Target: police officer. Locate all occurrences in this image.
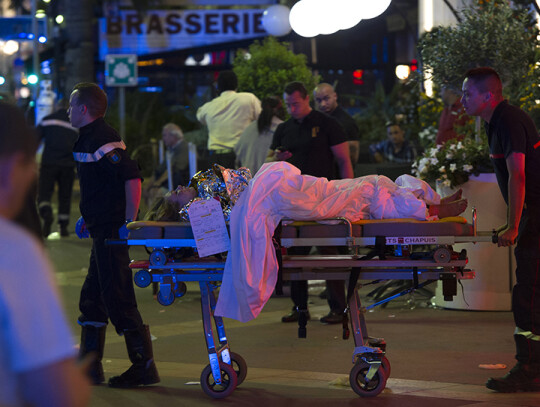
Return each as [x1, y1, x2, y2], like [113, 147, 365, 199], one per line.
[37, 99, 78, 237]
[69, 82, 159, 388]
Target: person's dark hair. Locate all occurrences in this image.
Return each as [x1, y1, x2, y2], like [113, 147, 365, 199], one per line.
[72, 82, 108, 118]
[464, 67, 502, 93]
[257, 96, 284, 133]
[0, 101, 37, 160]
[217, 71, 238, 93]
[385, 121, 402, 129]
[284, 82, 308, 98]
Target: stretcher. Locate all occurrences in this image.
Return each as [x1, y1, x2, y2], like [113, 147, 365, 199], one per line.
[115, 209, 495, 398]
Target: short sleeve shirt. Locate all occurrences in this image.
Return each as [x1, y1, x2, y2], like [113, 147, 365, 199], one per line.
[486, 100, 540, 207]
[331, 106, 360, 142]
[368, 139, 417, 164]
[73, 118, 141, 228]
[270, 110, 347, 179]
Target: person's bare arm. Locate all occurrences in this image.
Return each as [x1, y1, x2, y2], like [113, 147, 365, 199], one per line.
[265, 148, 292, 162]
[497, 152, 526, 247]
[331, 142, 354, 178]
[125, 178, 142, 221]
[348, 140, 360, 165]
[20, 357, 91, 407]
[265, 148, 276, 163]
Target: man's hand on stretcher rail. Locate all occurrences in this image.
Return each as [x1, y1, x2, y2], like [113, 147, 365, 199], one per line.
[495, 223, 518, 247]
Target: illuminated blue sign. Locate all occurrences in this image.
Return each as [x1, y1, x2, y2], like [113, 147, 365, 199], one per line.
[98, 9, 267, 60]
[0, 17, 47, 41]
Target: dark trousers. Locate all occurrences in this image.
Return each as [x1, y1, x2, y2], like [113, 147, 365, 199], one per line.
[37, 164, 75, 224]
[289, 246, 346, 312]
[208, 150, 236, 169]
[512, 210, 540, 336]
[79, 224, 143, 334]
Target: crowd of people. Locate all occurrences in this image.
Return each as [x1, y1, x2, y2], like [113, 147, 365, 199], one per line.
[1, 65, 538, 406]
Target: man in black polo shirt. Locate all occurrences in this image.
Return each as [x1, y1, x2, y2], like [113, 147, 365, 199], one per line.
[462, 67, 540, 392]
[268, 81, 353, 325]
[70, 82, 159, 388]
[313, 82, 361, 165]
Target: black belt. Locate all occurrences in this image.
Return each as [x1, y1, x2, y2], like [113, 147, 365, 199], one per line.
[209, 148, 233, 155]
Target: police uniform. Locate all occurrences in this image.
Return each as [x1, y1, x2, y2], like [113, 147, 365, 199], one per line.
[73, 117, 143, 332]
[37, 109, 78, 236]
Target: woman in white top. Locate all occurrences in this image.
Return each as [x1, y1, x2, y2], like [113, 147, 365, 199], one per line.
[234, 96, 285, 175]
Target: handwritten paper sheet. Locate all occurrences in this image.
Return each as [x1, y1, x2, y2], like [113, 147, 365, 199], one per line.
[188, 199, 230, 257]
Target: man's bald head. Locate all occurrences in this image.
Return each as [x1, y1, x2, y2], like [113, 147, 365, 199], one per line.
[314, 83, 338, 114]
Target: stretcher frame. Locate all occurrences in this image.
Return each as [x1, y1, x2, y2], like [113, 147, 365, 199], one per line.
[114, 209, 494, 398]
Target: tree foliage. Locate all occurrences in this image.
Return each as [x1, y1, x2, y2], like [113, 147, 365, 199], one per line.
[233, 37, 320, 100]
[419, 0, 540, 116]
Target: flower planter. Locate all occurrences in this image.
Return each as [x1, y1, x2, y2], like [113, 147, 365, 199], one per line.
[433, 173, 514, 311]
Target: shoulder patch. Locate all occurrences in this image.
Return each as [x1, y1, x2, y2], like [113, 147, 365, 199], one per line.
[106, 150, 122, 164]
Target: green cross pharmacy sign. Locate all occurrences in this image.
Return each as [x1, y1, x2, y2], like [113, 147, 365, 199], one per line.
[105, 54, 138, 87]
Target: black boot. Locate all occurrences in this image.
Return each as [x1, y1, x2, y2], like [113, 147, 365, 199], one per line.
[486, 362, 540, 392]
[79, 325, 106, 385]
[108, 325, 160, 388]
[59, 220, 69, 237]
[40, 205, 53, 238]
[486, 334, 540, 392]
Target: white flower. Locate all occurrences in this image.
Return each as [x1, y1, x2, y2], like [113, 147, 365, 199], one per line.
[439, 166, 446, 173]
[441, 179, 451, 187]
[456, 141, 464, 149]
[429, 147, 440, 157]
[416, 158, 429, 174]
[463, 164, 473, 172]
[449, 163, 457, 172]
[446, 152, 454, 160]
[429, 158, 438, 165]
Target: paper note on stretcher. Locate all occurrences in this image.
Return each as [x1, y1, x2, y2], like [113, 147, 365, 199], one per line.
[188, 199, 230, 257]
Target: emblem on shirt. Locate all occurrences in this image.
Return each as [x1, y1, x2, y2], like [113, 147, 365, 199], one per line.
[106, 150, 122, 164]
[312, 126, 319, 138]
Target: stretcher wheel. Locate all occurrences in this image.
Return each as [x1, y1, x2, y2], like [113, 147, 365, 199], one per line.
[200, 361, 237, 399]
[433, 247, 451, 263]
[174, 282, 187, 298]
[157, 289, 175, 306]
[349, 360, 387, 397]
[134, 270, 152, 288]
[149, 250, 167, 266]
[381, 356, 391, 378]
[229, 352, 247, 385]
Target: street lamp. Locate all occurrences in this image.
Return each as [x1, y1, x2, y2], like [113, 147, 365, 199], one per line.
[1, 40, 19, 55]
[289, 0, 392, 38]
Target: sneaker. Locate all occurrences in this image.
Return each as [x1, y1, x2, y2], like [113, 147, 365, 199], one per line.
[320, 311, 345, 324]
[281, 308, 310, 323]
[486, 362, 540, 393]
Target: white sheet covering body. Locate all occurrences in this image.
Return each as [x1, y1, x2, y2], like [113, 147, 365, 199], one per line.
[214, 161, 441, 322]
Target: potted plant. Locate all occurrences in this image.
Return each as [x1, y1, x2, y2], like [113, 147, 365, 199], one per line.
[411, 134, 492, 189]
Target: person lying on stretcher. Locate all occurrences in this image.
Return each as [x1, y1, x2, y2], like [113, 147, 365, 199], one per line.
[145, 164, 252, 221]
[212, 161, 468, 322]
[146, 163, 467, 222]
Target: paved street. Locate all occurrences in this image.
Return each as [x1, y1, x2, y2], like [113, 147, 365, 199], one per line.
[42, 226, 540, 407]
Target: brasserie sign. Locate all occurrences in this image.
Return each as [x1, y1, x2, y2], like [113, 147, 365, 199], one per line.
[99, 9, 267, 59]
